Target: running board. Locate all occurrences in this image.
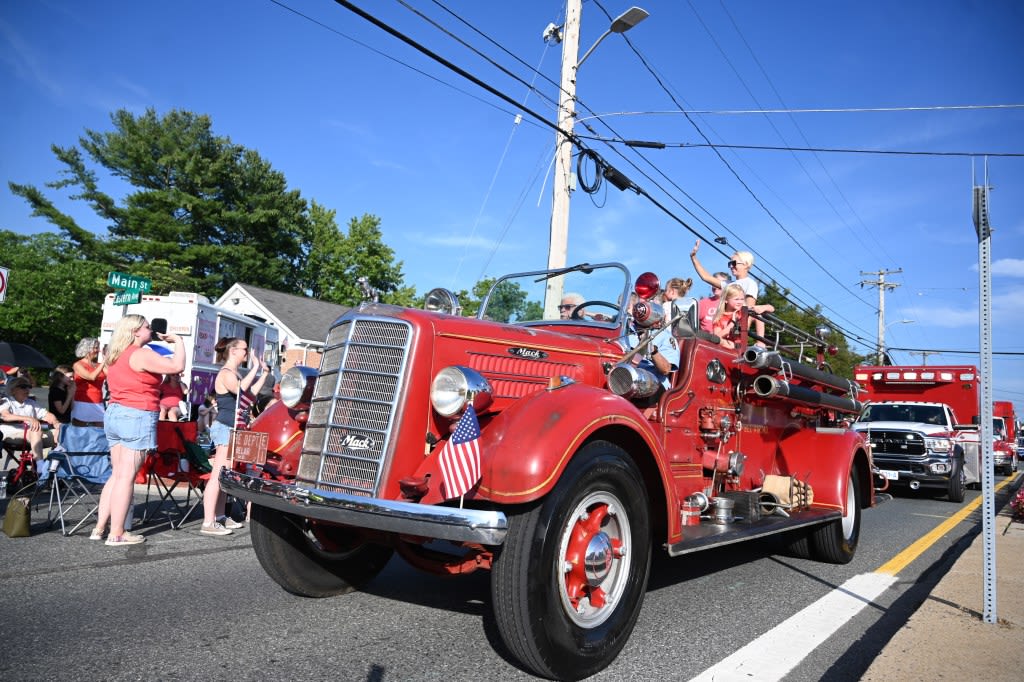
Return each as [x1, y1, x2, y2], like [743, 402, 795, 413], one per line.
[666, 508, 840, 557]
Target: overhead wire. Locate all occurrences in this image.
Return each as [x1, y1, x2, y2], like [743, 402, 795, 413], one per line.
[307, 0, 894, 351]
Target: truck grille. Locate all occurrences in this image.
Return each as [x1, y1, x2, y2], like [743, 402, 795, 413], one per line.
[866, 430, 926, 456]
[300, 317, 411, 496]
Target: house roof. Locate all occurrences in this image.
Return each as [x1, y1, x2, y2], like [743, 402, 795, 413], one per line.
[228, 284, 351, 346]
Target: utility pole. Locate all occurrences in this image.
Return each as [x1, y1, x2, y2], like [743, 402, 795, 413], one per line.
[543, 0, 581, 320]
[909, 350, 940, 366]
[860, 268, 902, 365]
[973, 165, 996, 624]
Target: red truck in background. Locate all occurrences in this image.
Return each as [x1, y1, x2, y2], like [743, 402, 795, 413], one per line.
[852, 365, 982, 502]
[992, 400, 1019, 475]
[222, 263, 874, 680]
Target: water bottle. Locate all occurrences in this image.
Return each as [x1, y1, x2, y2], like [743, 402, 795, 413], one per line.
[0, 478, 7, 499]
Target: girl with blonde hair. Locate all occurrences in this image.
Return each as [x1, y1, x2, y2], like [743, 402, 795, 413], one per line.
[93, 315, 185, 546]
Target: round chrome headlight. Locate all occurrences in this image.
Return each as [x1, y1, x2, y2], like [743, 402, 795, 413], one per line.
[280, 366, 319, 408]
[430, 366, 493, 417]
[424, 288, 461, 316]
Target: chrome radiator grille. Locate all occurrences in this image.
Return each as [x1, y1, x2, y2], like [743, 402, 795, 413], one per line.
[301, 318, 411, 495]
[866, 430, 926, 456]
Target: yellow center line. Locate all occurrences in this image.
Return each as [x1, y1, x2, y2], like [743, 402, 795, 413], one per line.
[876, 474, 1017, 576]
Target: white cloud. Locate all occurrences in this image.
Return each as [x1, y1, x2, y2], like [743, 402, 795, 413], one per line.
[992, 258, 1024, 277]
[407, 231, 516, 251]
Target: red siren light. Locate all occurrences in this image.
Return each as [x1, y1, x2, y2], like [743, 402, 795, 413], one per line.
[635, 272, 660, 300]
[828, 345, 839, 356]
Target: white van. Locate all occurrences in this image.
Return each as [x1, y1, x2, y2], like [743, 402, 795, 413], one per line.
[99, 291, 281, 418]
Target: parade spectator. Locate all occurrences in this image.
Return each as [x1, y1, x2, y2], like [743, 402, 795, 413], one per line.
[158, 372, 187, 421]
[697, 272, 729, 332]
[93, 315, 185, 546]
[48, 365, 76, 425]
[197, 394, 217, 439]
[202, 337, 269, 536]
[71, 337, 106, 427]
[0, 377, 61, 461]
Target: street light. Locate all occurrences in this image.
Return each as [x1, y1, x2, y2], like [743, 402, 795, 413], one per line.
[542, 3, 649, 319]
[879, 319, 914, 365]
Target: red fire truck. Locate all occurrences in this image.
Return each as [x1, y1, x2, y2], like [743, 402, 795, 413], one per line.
[852, 365, 982, 501]
[222, 263, 874, 680]
[993, 400, 1019, 475]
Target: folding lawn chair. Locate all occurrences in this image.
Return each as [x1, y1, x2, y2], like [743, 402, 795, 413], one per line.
[36, 425, 111, 536]
[141, 421, 211, 529]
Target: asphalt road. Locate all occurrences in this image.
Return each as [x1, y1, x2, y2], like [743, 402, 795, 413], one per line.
[0, 481, 1002, 681]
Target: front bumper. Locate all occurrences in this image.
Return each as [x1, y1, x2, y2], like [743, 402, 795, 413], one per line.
[220, 469, 508, 545]
[872, 453, 955, 488]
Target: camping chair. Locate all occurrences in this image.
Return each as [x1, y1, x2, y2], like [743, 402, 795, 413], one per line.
[35, 425, 111, 536]
[141, 421, 211, 529]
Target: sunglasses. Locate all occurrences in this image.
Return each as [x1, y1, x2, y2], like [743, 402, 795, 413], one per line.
[558, 304, 575, 310]
[728, 260, 748, 268]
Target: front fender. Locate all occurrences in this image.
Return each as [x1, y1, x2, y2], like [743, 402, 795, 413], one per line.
[473, 383, 664, 504]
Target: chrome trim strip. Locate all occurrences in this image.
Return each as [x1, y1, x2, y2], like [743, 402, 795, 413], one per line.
[221, 470, 508, 545]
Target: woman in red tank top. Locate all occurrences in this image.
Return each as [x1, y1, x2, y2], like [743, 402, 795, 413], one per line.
[92, 315, 185, 546]
[72, 337, 106, 426]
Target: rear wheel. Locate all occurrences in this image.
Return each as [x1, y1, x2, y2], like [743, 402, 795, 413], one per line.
[249, 504, 393, 597]
[491, 440, 651, 681]
[809, 468, 861, 564]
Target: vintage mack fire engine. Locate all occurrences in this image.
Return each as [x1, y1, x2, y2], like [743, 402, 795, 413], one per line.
[222, 263, 873, 680]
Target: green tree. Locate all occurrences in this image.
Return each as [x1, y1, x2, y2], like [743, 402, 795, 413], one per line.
[306, 212, 408, 306]
[0, 230, 109, 369]
[9, 108, 310, 299]
[470, 278, 539, 322]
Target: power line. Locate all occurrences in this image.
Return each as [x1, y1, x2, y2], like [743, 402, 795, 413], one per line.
[585, 104, 1024, 116]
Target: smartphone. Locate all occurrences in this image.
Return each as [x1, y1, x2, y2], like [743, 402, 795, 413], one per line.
[151, 318, 168, 335]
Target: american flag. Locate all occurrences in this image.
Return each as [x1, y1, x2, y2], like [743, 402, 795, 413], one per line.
[235, 389, 255, 430]
[437, 405, 482, 500]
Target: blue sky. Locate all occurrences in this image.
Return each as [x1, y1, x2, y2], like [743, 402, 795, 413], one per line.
[2, 0, 1023, 414]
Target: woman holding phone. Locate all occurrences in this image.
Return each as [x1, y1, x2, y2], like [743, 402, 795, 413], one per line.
[201, 337, 269, 536]
[92, 315, 186, 545]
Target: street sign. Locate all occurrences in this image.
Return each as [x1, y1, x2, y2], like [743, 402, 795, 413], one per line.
[112, 290, 141, 306]
[107, 271, 152, 293]
[0, 266, 8, 303]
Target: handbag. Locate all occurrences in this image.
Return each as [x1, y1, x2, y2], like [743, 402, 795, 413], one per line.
[2, 495, 31, 538]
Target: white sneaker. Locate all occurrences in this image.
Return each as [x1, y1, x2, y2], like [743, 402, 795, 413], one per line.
[219, 516, 244, 530]
[200, 521, 233, 536]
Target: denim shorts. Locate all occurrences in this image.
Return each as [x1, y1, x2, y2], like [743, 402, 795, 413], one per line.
[104, 403, 158, 451]
[210, 421, 232, 447]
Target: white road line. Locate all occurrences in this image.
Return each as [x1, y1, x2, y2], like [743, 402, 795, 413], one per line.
[689, 572, 897, 682]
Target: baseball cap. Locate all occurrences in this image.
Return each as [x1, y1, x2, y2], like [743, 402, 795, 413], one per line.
[10, 377, 32, 390]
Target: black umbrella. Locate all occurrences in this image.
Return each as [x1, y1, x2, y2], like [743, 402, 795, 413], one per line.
[0, 342, 54, 369]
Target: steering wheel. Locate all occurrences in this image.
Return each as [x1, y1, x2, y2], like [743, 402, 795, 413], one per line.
[570, 300, 620, 322]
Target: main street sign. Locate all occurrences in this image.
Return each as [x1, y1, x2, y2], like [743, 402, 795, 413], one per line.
[112, 290, 141, 306]
[107, 271, 152, 293]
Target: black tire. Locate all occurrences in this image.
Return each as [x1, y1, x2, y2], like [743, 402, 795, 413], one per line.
[249, 504, 393, 598]
[946, 457, 966, 503]
[809, 468, 861, 564]
[786, 531, 813, 559]
[491, 440, 651, 681]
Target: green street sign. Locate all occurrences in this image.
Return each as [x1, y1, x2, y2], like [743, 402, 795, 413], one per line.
[112, 290, 141, 306]
[107, 271, 152, 293]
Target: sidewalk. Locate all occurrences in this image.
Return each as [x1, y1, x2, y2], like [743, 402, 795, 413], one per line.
[862, 475, 1024, 680]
